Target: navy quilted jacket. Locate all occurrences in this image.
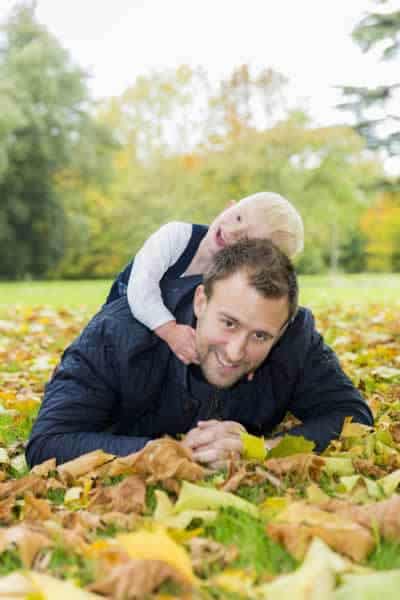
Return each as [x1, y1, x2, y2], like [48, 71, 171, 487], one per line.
[26, 277, 373, 466]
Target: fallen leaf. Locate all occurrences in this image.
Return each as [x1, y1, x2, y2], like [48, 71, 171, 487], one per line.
[88, 475, 146, 514]
[265, 454, 325, 481]
[116, 527, 196, 584]
[57, 450, 115, 483]
[88, 559, 188, 599]
[267, 502, 374, 561]
[118, 438, 205, 485]
[0, 523, 52, 567]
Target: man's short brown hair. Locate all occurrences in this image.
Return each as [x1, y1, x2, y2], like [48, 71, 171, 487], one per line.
[203, 238, 298, 322]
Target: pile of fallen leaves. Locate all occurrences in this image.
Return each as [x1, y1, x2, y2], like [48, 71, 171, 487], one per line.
[1, 304, 400, 599]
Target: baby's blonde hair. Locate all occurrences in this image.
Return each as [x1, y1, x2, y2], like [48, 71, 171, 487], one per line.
[237, 191, 304, 258]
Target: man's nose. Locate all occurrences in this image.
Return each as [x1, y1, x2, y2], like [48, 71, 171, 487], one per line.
[225, 334, 247, 363]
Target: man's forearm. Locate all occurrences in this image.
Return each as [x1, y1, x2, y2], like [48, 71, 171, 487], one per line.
[26, 431, 151, 467]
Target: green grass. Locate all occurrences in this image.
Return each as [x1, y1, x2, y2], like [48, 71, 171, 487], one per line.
[0, 279, 112, 311]
[1, 274, 400, 313]
[205, 506, 296, 576]
[366, 540, 400, 571]
[0, 550, 23, 576]
[0, 411, 39, 446]
[47, 547, 96, 586]
[300, 273, 400, 309]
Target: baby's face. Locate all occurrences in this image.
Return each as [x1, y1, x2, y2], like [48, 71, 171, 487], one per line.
[206, 200, 273, 254]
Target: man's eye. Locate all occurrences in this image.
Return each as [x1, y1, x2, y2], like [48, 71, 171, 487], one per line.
[253, 332, 268, 342]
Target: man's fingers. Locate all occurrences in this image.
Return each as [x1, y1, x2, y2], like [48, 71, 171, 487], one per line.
[184, 421, 246, 451]
[188, 427, 218, 448]
[198, 420, 245, 433]
[197, 420, 220, 428]
[192, 437, 243, 463]
[192, 447, 219, 464]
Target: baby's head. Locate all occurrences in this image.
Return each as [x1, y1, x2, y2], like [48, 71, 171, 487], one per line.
[207, 191, 304, 259]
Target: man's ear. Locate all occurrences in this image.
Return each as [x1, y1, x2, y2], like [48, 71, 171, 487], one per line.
[193, 284, 207, 319]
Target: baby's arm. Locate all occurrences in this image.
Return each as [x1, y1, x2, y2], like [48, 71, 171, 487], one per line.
[127, 222, 199, 364]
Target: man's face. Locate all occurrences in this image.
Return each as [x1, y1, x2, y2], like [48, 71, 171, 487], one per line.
[193, 270, 289, 389]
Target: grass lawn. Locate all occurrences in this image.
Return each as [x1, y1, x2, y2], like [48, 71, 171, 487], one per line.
[1, 276, 400, 593]
[1, 273, 400, 312]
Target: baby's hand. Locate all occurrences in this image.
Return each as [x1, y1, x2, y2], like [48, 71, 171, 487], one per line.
[155, 321, 199, 365]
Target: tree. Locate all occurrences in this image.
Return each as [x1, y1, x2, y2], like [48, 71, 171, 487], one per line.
[338, 3, 400, 160]
[361, 191, 400, 271]
[0, 2, 114, 279]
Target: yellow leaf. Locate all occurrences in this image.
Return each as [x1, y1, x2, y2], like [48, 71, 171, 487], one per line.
[153, 490, 216, 529]
[28, 572, 98, 599]
[212, 568, 257, 595]
[259, 496, 288, 520]
[241, 432, 267, 461]
[341, 419, 371, 438]
[84, 538, 112, 559]
[117, 527, 196, 584]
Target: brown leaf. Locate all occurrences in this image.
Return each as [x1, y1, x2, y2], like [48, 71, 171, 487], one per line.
[23, 492, 53, 521]
[353, 458, 386, 479]
[0, 496, 17, 525]
[46, 477, 66, 491]
[266, 501, 374, 561]
[320, 494, 400, 541]
[88, 475, 146, 515]
[59, 510, 102, 534]
[390, 423, 400, 444]
[57, 450, 115, 483]
[0, 523, 52, 567]
[99, 512, 138, 532]
[31, 458, 57, 478]
[187, 537, 238, 576]
[88, 559, 188, 599]
[220, 465, 248, 492]
[220, 461, 281, 493]
[265, 454, 325, 481]
[117, 438, 205, 485]
[0, 474, 47, 501]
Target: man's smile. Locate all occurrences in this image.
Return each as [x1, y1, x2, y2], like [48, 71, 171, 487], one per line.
[214, 350, 242, 371]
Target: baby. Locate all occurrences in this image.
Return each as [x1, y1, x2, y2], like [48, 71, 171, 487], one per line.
[106, 191, 304, 365]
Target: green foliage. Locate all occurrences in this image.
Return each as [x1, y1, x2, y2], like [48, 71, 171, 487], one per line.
[0, 411, 38, 446]
[0, 3, 115, 279]
[235, 482, 277, 504]
[367, 540, 400, 571]
[46, 487, 66, 505]
[48, 547, 95, 586]
[0, 5, 385, 278]
[205, 506, 296, 575]
[338, 3, 400, 163]
[339, 230, 368, 273]
[268, 435, 315, 458]
[0, 549, 23, 576]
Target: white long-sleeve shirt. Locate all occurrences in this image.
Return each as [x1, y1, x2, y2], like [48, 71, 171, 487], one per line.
[127, 221, 194, 330]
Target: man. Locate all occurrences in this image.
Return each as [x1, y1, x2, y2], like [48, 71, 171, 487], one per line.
[26, 239, 373, 467]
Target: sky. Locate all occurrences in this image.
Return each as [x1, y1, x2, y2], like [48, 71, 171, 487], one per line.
[0, 0, 397, 168]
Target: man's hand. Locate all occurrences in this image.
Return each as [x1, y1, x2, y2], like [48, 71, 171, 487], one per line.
[155, 321, 199, 365]
[182, 419, 246, 465]
[182, 420, 282, 467]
